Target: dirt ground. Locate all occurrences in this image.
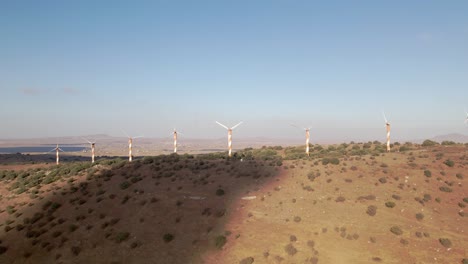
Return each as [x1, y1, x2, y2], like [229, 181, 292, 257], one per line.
[0, 145, 466, 263]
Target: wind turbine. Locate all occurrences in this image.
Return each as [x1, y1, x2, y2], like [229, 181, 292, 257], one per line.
[216, 121, 243, 157]
[465, 109, 468, 124]
[48, 144, 64, 165]
[122, 130, 143, 162]
[383, 112, 391, 152]
[172, 128, 183, 154]
[82, 137, 96, 163]
[291, 124, 311, 156]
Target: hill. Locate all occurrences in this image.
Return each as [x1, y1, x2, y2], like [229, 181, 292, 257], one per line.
[0, 143, 467, 263]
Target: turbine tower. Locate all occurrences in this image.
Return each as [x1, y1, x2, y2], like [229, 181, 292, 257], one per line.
[122, 130, 143, 162]
[83, 137, 96, 163]
[172, 129, 183, 153]
[216, 121, 243, 157]
[291, 124, 311, 156]
[48, 144, 64, 165]
[383, 112, 391, 152]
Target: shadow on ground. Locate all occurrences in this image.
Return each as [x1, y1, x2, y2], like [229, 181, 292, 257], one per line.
[0, 154, 282, 263]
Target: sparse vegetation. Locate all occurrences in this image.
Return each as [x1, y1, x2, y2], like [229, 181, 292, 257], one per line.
[439, 186, 453, 193]
[424, 170, 432, 177]
[367, 205, 377, 216]
[0, 143, 466, 262]
[439, 238, 452, 248]
[443, 159, 455, 167]
[215, 235, 227, 249]
[285, 243, 297, 256]
[416, 213, 424, 221]
[163, 233, 174, 243]
[390, 226, 403, 235]
[422, 140, 437, 147]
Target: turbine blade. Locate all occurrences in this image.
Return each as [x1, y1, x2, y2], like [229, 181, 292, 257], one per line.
[290, 123, 301, 129]
[382, 111, 388, 123]
[216, 121, 229, 130]
[82, 137, 92, 144]
[58, 148, 65, 152]
[133, 136, 143, 139]
[121, 129, 130, 138]
[231, 121, 243, 130]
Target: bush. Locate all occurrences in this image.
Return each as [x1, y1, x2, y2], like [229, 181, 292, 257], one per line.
[416, 213, 424, 221]
[284, 243, 297, 256]
[214, 235, 226, 249]
[240, 257, 255, 264]
[120, 181, 131, 190]
[215, 189, 225, 196]
[443, 159, 454, 167]
[441, 141, 455, 145]
[115, 232, 130, 243]
[385, 201, 396, 208]
[424, 170, 432, 177]
[422, 140, 437, 147]
[163, 233, 174, 243]
[438, 238, 452, 248]
[366, 205, 377, 216]
[322, 157, 340, 165]
[439, 186, 453, 193]
[390, 226, 403, 235]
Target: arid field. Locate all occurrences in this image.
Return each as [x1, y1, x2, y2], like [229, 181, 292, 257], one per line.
[0, 142, 467, 264]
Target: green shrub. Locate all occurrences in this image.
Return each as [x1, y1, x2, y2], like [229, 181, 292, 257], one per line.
[390, 226, 403, 235]
[438, 238, 452, 248]
[120, 181, 131, 190]
[385, 201, 396, 208]
[416, 213, 424, 221]
[163, 233, 174, 243]
[439, 186, 452, 193]
[443, 159, 454, 167]
[424, 170, 432, 177]
[115, 232, 130, 243]
[422, 140, 437, 147]
[441, 141, 455, 145]
[214, 235, 226, 249]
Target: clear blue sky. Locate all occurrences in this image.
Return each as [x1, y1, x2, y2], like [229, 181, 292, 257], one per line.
[1, 1, 467, 142]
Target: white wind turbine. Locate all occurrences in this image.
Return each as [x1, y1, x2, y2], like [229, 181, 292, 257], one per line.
[122, 130, 143, 162]
[465, 109, 468, 124]
[291, 124, 312, 156]
[172, 128, 184, 153]
[383, 112, 391, 152]
[82, 137, 96, 163]
[48, 144, 64, 165]
[216, 121, 243, 157]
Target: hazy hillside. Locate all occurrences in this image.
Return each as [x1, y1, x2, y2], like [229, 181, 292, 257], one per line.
[0, 143, 467, 264]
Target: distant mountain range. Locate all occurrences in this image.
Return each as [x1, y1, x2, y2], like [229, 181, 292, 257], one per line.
[408, 133, 468, 144]
[426, 133, 468, 143]
[1, 133, 467, 148]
